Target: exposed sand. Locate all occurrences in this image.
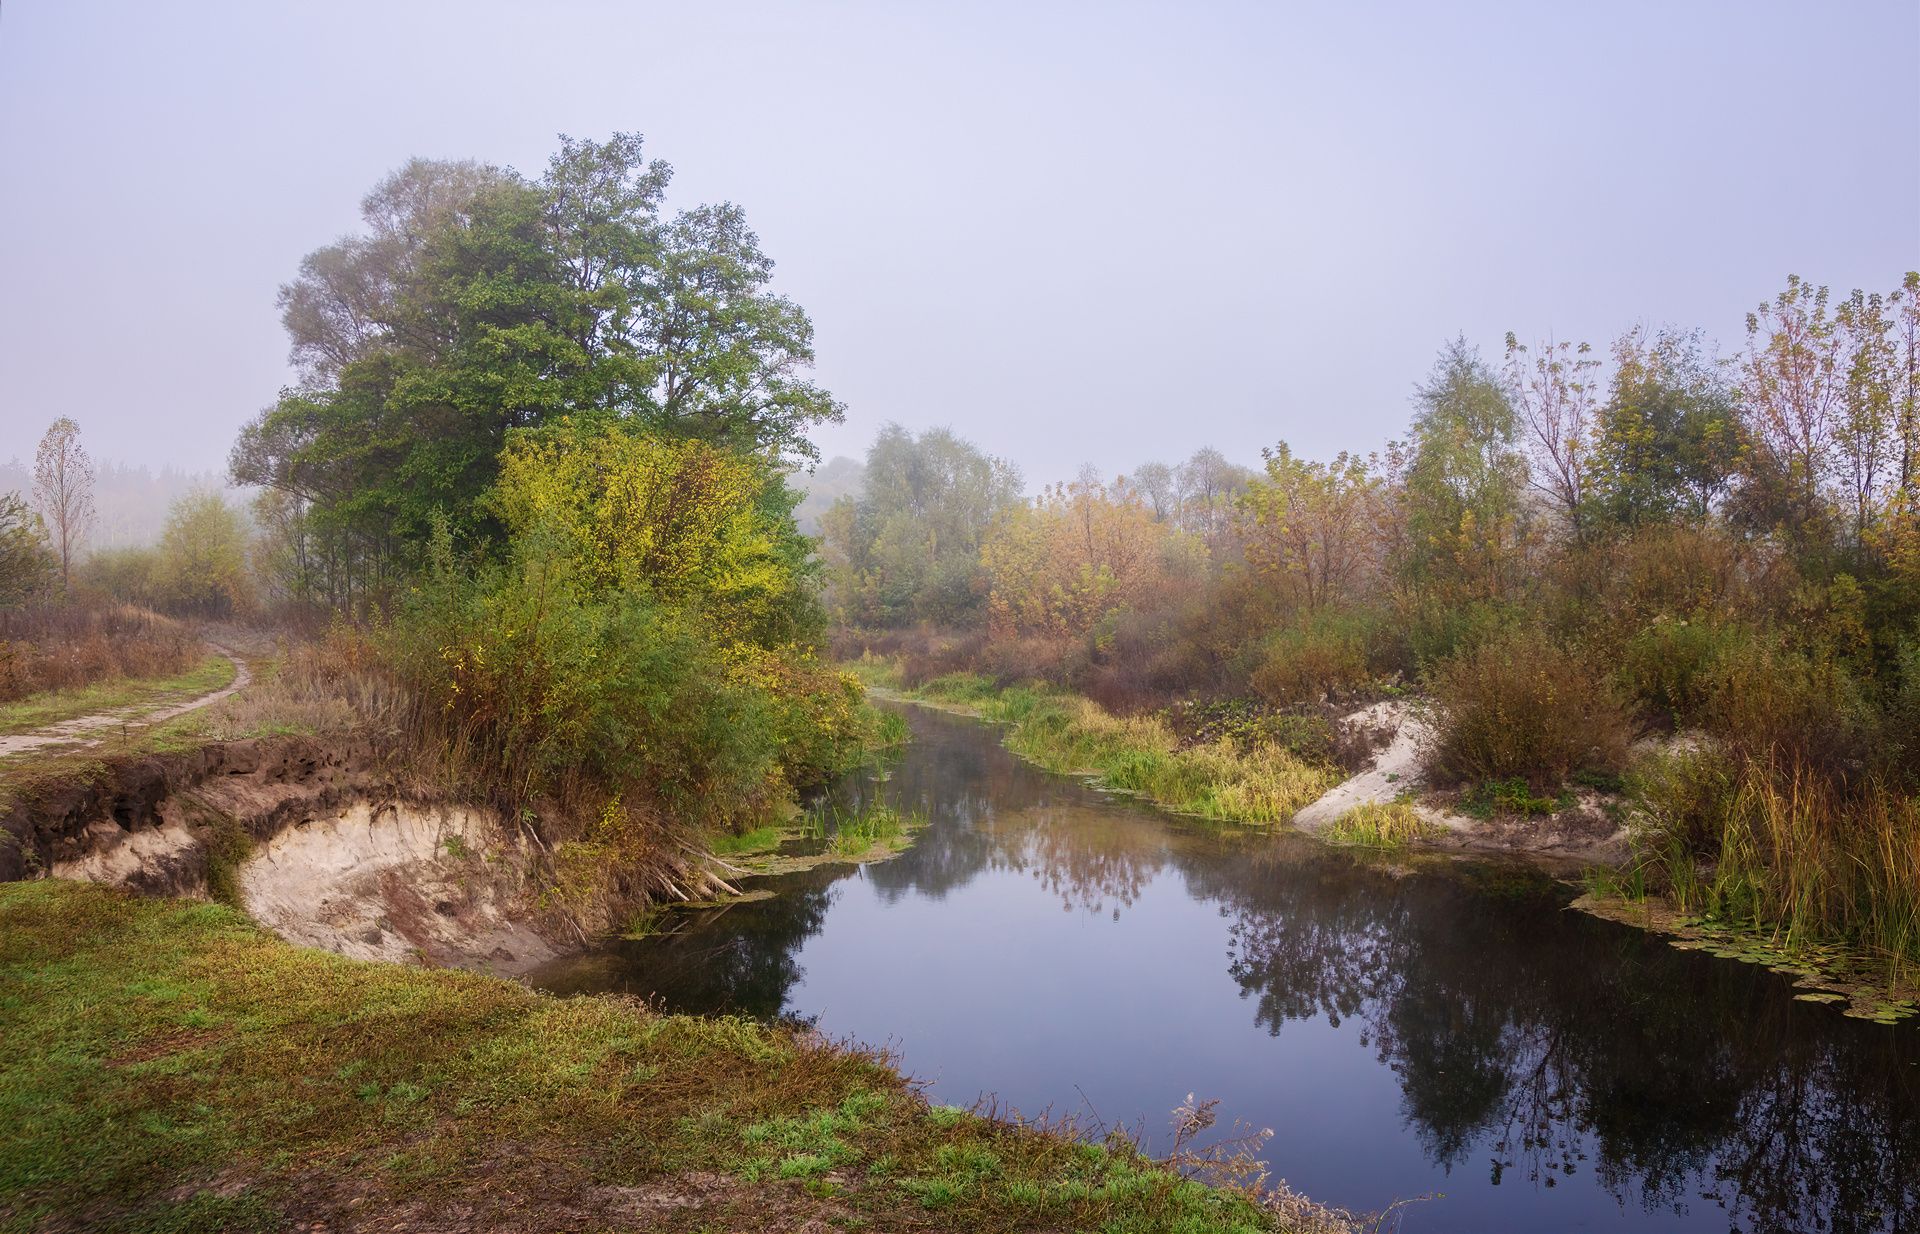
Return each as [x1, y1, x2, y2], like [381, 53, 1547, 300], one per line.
[236, 802, 560, 975]
[1293, 699, 1632, 866]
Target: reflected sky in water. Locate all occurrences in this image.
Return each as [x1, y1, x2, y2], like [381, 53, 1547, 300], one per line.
[530, 703, 1920, 1233]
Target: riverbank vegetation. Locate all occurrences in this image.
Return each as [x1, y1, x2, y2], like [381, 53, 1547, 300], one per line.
[0, 879, 1328, 1234]
[827, 272, 1920, 976]
[891, 669, 1340, 823]
[1, 134, 904, 926]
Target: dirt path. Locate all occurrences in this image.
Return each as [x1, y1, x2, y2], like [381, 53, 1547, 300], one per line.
[0, 646, 251, 760]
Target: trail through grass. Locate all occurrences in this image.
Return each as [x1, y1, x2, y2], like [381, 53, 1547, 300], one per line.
[0, 653, 235, 737]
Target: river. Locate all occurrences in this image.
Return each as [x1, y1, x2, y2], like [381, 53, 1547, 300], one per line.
[528, 701, 1920, 1232]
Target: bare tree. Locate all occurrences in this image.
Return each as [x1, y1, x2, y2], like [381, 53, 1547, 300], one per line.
[1740, 275, 1844, 528]
[32, 417, 95, 592]
[1131, 461, 1178, 522]
[1504, 333, 1600, 535]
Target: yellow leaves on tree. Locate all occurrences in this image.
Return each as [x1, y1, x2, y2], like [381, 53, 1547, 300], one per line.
[1238, 444, 1384, 613]
[493, 422, 795, 645]
[981, 477, 1188, 639]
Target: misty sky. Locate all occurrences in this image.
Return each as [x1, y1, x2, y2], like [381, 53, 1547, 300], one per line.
[2, 1, 1916, 488]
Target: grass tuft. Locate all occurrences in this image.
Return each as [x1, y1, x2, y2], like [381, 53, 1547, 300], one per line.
[1324, 800, 1437, 849]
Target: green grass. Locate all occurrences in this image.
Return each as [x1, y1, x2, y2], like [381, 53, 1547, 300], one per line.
[907, 674, 1339, 824]
[1324, 800, 1438, 849]
[843, 654, 906, 690]
[0, 880, 1295, 1232]
[804, 802, 925, 859]
[1457, 777, 1571, 819]
[0, 653, 236, 737]
[865, 708, 912, 751]
[709, 824, 785, 856]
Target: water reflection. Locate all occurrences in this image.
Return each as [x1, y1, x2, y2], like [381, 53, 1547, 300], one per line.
[529, 704, 1920, 1233]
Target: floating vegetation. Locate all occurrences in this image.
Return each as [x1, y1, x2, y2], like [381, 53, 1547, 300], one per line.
[702, 802, 929, 884]
[1572, 892, 1918, 1025]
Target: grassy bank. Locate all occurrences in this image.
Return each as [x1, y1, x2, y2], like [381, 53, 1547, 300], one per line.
[880, 667, 1339, 825]
[0, 881, 1313, 1234]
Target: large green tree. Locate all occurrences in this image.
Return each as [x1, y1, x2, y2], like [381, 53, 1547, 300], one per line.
[1588, 327, 1741, 529]
[232, 134, 842, 596]
[1400, 338, 1529, 599]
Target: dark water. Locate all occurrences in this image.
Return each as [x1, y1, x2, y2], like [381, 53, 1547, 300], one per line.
[530, 703, 1920, 1232]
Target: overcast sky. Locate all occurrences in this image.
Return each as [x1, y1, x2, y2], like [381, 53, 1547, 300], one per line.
[1, 1, 1915, 487]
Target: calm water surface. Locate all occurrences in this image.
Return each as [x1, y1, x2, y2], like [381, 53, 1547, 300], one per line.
[530, 703, 1920, 1233]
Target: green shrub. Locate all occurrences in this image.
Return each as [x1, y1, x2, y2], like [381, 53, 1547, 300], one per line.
[1249, 610, 1378, 705]
[1619, 617, 1757, 726]
[1423, 626, 1633, 790]
[1398, 597, 1525, 670]
[1458, 778, 1570, 818]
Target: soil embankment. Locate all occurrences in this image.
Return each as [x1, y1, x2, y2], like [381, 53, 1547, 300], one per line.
[1, 736, 564, 973]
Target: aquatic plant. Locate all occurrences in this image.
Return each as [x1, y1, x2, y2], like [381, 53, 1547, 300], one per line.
[1324, 800, 1437, 849]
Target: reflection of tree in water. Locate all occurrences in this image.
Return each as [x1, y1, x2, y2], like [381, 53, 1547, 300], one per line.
[596, 703, 1918, 1232]
[1201, 856, 1920, 1232]
[1014, 804, 1165, 918]
[571, 869, 843, 1017]
[862, 706, 1173, 915]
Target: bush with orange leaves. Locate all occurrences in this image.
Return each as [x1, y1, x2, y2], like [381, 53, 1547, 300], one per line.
[981, 476, 1200, 643]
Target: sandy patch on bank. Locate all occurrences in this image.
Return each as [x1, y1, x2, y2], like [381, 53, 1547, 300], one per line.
[237, 802, 560, 975]
[1292, 700, 1631, 866]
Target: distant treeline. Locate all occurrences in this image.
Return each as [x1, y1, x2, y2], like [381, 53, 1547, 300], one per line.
[0, 458, 239, 551]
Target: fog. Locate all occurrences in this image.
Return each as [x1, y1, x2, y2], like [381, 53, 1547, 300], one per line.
[2, 0, 1914, 484]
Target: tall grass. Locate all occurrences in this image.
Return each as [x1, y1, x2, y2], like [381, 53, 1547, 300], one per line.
[1630, 747, 1920, 977]
[0, 603, 200, 703]
[915, 675, 1338, 824]
[1324, 800, 1436, 849]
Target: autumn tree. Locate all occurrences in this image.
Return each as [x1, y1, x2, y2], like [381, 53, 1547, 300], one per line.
[1737, 275, 1844, 542]
[32, 417, 95, 592]
[981, 474, 1179, 639]
[155, 491, 252, 618]
[1832, 285, 1904, 549]
[1896, 272, 1920, 498]
[1239, 443, 1382, 612]
[491, 420, 818, 647]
